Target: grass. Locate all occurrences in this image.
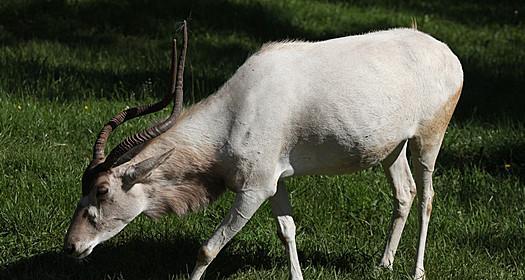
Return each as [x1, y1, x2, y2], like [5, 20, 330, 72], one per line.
[0, 0, 524, 279]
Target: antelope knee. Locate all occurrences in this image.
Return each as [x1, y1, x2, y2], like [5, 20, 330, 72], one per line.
[196, 245, 218, 265]
[276, 216, 296, 243]
[394, 196, 413, 218]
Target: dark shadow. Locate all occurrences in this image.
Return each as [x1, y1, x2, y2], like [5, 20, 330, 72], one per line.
[326, 0, 524, 26]
[0, 0, 389, 100]
[453, 62, 524, 122]
[455, 231, 525, 266]
[0, 236, 200, 280]
[299, 248, 375, 275]
[436, 141, 525, 181]
[2, 0, 522, 119]
[0, 38, 253, 101]
[0, 0, 381, 46]
[0, 236, 278, 280]
[0, 233, 384, 279]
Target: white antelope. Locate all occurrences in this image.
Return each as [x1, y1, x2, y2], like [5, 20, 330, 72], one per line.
[65, 22, 463, 280]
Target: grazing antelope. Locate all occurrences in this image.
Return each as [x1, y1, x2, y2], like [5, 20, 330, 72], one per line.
[64, 21, 463, 280]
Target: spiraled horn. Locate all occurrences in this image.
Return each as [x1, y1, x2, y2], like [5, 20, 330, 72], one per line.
[85, 20, 188, 176]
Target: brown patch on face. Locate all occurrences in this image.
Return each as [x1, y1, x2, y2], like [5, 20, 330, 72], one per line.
[82, 168, 112, 196]
[416, 84, 463, 149]
[64, 206, 97, 251]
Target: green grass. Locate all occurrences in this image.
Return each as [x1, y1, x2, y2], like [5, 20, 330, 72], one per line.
[1, 0, 524, 279]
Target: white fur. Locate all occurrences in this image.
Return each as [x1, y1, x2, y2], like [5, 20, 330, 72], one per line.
[68, 28, 463, 280]
[178, 28, 462, 280]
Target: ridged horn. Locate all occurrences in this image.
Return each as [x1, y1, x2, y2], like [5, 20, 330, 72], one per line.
[84, 21, 188, 185]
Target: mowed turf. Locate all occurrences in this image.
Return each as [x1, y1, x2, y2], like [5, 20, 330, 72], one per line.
[0, 0, 524, 279]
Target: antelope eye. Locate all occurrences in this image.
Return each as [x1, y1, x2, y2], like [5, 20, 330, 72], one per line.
[96, 186, 109, 197]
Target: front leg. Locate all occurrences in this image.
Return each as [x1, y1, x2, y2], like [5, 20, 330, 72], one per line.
[270, 180, 303, 280]
[190, 189, 273, 280]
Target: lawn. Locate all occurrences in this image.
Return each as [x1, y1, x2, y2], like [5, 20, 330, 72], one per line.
[1, 0, 524, 279]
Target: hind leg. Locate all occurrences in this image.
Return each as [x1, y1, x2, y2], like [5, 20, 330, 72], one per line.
[410, 136, 445, 280]
[409, 83, 461, 279]
[379, 140, 417, 269]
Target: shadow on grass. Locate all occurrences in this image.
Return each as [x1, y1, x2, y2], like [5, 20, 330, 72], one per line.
[1, 0, 523, 119]
[0, 236, 278, 280]
[0, 0, 374, 46]
[0, 38, 251, 101]
[300, 248, 375, 275]
[328, 0, 523, 26]
[437, 142, 525, 181]
[0, 0, 381, 100]
[0, 235, 381, 279]
[3, 0, 522, 45]
[0, 237, 198, 280]
[455, 231, 525, 266]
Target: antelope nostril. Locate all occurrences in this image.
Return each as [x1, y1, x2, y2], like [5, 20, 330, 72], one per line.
[65, 243, 76, 255]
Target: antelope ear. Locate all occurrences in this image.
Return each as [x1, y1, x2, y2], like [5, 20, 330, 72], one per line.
[123, 149, 174, 186]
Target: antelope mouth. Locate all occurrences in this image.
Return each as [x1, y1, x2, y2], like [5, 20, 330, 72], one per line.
[78, 247, 92, 259]
[70, 245, 95, 259]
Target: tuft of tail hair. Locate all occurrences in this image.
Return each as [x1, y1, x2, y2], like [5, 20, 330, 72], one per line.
[411, 17, 418, 30]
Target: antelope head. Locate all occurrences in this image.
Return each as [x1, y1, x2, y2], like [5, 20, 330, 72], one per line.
[64, 22, 188, 259]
